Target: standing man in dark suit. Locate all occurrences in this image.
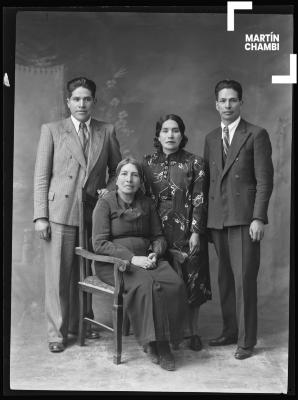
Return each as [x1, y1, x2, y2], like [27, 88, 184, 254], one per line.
[34, 77, 122, 353]
[203, 79, 274, 359]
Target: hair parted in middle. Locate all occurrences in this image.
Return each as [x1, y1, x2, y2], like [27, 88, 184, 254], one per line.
[115, 157, 144, 183]
[154, 114, 188, 151]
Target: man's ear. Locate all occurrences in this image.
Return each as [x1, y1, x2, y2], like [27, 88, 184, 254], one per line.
[93, 97, 97, 104]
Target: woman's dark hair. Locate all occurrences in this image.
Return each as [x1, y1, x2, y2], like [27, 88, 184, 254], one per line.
[154, 114, 188, 151]
[66, 77, 96, 98]
[116, 158, 144, 182]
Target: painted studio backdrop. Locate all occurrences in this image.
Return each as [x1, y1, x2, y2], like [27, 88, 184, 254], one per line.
[12, 11, 292, 345]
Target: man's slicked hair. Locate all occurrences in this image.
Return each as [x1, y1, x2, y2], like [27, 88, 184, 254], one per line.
[67, 77, 96, 98]
[215, 79, 243, 101]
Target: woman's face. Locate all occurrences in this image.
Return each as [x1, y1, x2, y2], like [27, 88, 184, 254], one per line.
[116, 163, 141, 195]
[158, 119, 182, 154]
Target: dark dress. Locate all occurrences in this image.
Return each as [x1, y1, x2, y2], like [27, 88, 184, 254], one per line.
[92, 190, 188, 346]
[142, 149, 212, 307]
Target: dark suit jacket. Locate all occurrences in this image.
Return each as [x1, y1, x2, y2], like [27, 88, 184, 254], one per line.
[203, 118, 274, 229]
[34, 117, 122, 226]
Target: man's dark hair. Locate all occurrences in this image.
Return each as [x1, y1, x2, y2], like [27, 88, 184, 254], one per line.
[154, 114, 188, 151]
[215, 79, 243, 101]
[67, 77, 96, 98]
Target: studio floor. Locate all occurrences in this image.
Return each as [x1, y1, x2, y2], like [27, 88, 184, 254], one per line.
[9, 293, 289, 393]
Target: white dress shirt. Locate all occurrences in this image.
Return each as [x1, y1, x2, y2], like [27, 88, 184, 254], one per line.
[221, 116, 241, 145]
[71, 115, 91, 139]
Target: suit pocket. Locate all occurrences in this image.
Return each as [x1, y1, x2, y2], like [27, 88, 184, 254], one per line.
[48, 191, 55, 201]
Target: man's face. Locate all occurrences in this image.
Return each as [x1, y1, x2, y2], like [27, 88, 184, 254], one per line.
[66, 86, 96, 122]
[216, 88, 243, 124]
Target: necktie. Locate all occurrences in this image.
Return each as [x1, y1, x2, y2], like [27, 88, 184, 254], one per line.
[78, 122, 88, 152]
[223, 125, 230, 157]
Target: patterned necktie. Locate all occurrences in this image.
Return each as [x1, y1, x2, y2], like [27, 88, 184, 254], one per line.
[78, 122, 88, 152]
[223, 125, 230, 157]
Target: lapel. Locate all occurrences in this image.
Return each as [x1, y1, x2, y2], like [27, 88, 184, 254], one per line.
[222, 119, 251, 179]
[86, 119, 105, 177]
[212, 127, 223, 173]
[63, 118, 86, 169]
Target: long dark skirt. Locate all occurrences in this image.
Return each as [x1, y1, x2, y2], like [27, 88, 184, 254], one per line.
[94, 260, 188, 346]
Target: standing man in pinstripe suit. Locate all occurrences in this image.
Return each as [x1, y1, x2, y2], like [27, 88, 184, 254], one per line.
[34, 77, 122, 352]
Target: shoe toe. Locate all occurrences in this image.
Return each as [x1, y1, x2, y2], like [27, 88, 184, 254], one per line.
[189, 335, 202, 351]
[49, 342, 65, 353]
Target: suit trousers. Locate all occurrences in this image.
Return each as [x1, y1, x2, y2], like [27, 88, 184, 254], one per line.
[211, 226, 260, 348]
[43, 222, 80, 343]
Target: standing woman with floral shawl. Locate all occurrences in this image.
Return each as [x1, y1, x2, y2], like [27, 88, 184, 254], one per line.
[142, 114, 212, 351]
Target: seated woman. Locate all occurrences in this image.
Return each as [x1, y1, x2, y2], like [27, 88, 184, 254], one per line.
[92, 158, 188, 371]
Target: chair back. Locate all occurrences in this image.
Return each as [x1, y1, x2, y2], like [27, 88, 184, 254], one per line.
[78, 188, 98, 279]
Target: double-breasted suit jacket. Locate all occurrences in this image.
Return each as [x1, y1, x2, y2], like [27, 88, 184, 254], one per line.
[33, 116, 121, 344]
[34, 117, 122, 226]
[203, 118, 274, 348]
[204, 118, 274, 229]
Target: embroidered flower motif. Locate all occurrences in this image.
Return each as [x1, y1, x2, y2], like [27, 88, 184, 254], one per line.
[193, 193, 203, 207]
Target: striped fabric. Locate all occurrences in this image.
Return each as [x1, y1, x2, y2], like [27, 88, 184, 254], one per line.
[223, 125, 230, 157]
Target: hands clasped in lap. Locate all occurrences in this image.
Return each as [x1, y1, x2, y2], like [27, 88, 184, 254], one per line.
[131, 253, 158, 270]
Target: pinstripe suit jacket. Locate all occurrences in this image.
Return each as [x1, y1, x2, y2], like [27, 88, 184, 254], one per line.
[33, 117, 122, 226]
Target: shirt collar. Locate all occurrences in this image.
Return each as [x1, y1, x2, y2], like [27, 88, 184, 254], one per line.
[221, 116, 241, 141]
[71, 115, 91, 135]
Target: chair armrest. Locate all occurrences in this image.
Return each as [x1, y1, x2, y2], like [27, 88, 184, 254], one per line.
[75, 247, 130, 272]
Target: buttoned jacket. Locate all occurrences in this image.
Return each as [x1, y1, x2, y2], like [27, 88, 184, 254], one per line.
[34, 117, 122, 226]
[203, 118, 274, 229]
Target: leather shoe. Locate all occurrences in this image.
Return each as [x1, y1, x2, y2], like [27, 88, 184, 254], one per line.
[156, 341, 175, 371]
[159, 352, 175, 371]
[189, 335, 203, 351]
[143, 342, 159, 364]
[234, 346, 254, 360]
[49, 342, 65, 353]
[208, 335, 237, 346]
[86, 330, 100, 339]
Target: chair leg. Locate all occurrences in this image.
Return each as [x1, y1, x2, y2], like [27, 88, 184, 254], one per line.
[78, 290, 87, 346]
[113, 301, 123, 365]
[122, 311, 130, 336]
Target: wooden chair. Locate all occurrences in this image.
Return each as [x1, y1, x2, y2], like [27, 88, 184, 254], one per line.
[75, 189, 130, 365]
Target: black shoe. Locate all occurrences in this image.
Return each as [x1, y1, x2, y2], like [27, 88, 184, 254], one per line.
[143, 342, 159, 364]
[234, 346, 254, 360]
[156, 341, 176, 371]
[86, 330, 100, 339]
[189, 335, 203, 351]
[49, 342, 65, 353]
[208, 335, 237, 346]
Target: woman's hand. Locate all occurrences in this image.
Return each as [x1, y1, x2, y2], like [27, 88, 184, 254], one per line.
[131, 255, 157, 270]
[189, 232, 200, 256]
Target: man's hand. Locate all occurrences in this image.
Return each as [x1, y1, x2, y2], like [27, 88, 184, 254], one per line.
[189, 232, 200, 256]
[249, 220, 265, 242]
[35, 218, 51, 241]
[97, 188, 109, 198]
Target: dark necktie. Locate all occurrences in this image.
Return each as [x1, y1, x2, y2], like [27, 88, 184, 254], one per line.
[78, 122, 88, 153]
[223, 125, 230, 157]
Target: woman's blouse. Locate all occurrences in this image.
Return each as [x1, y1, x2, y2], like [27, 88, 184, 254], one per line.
[92, 190, 167, 261]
